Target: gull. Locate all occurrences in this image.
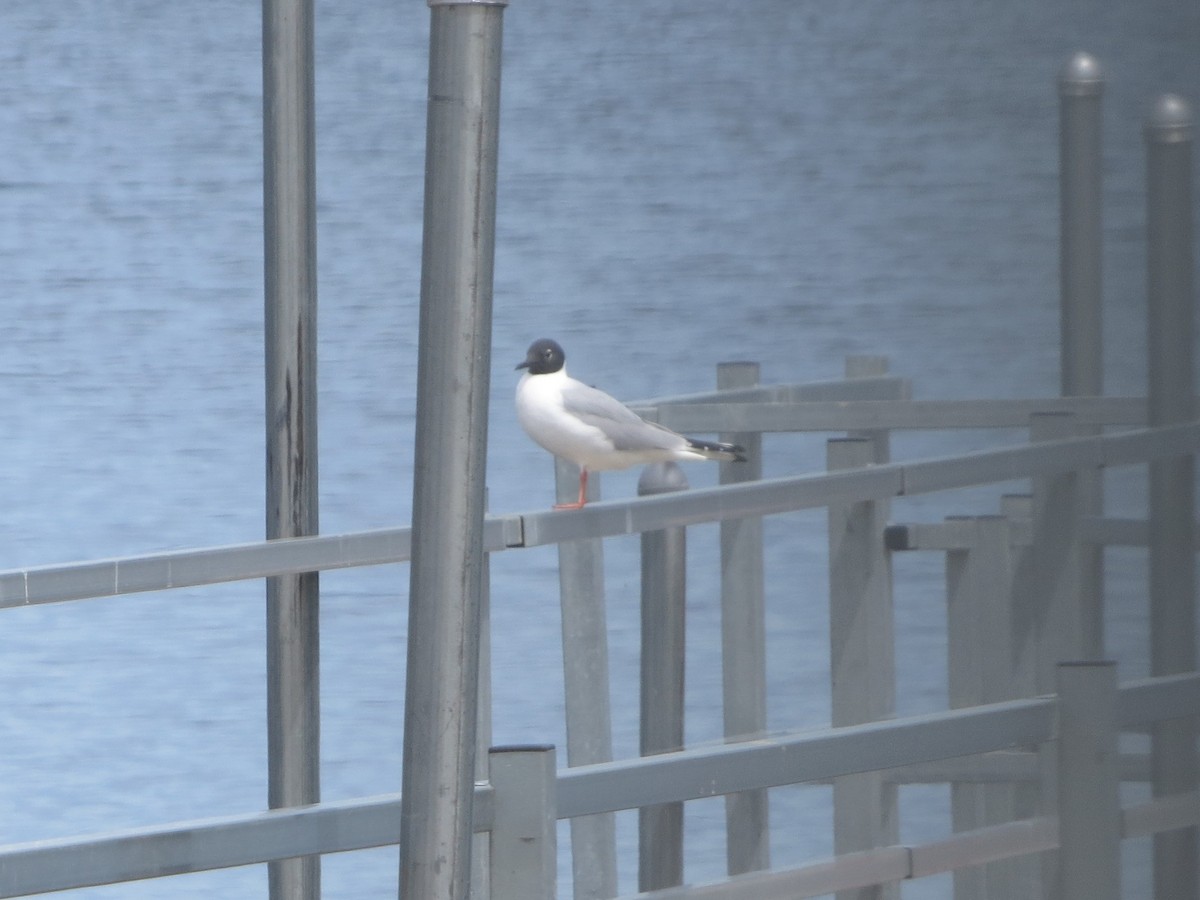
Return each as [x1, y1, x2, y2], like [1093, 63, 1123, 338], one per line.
[515, 337, 745, 509]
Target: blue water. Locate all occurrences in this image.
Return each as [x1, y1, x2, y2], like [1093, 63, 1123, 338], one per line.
[0, 1, 1196, 897]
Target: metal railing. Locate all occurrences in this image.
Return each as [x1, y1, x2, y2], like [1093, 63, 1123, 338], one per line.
[0, 403, 1196, 898]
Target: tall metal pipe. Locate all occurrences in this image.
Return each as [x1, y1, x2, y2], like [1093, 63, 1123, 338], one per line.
[399, 2, 505, 899]
[1058, 54, 1105, 662]
[717, 361, 769, 875]
[1145, 92, 1197, 900]
[1059, 52, 1104, 398]
[554, 459, 618, 898]
[262, 0, 320, 896]
[638, 462, 688, 892]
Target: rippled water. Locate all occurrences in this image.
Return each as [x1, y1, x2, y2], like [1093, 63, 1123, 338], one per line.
[0, 1, 1195, 896]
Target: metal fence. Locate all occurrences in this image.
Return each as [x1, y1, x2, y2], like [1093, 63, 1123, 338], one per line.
[0, 390, 1196, 899]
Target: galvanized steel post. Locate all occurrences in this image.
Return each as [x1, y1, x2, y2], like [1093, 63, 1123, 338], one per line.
[1059, 52, 1104, 399]
[827, 437, 897, 900]
[1145, 92, 1198, 900]
[1058, 53, 1105, 662]
[1028, 411, 1084, 895]
[638, 462, 688, 892]
[1055, 661, 1120, 900]
[554, 459, 619, 899]
[946, 516, 1036, 899]
[262, 0, 320, 896]
[399, 2, 505, 899]
[717, 361, 769, 875]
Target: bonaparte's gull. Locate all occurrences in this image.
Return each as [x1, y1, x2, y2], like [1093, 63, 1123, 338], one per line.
[515, 338, 745, 509]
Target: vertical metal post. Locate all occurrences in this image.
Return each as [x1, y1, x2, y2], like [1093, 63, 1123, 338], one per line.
[638, 463, 688, 892]
[262, 0, 319, 897]
[473, 497, 495, 899]
[998, 495, 1042, 895]
[845, 356, 894, 463]
[489, 746, 557, 900]
[555, 459, 618, 899]
[1145, 92, 1197, 900]
[717, 361, 769, 875]
[1055, 661, 1120, 900]
[827, 437, 897, 900]
[1059, 52, 1105, 661]
[1029, 411, 1088, 690]
[1059, 52, 1104, 399]
[946, 516, 1034, 899]
[399, 4, 505, 899]
[1028, 411, 1085, 896]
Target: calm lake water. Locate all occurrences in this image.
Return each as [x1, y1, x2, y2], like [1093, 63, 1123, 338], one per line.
[0, 1, 1196, 897]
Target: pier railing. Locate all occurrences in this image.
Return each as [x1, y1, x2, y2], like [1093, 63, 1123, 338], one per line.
[0, 387, 1196, 898]
[0, 47, 1196, 900]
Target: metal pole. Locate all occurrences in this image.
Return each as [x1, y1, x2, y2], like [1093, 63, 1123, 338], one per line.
[1058, 53, 1105, 662]
[473, 494, 494, 899]
[638, 463, 688, 892]
[717, 361, 769, 875]
[262, 0, 319, 896]
[1055, 661, 1120, 900]
[399, 3, 505, 899]
[1145, 92, 1197, 900]
[827, 437, 897, 900]
[1028, 411, 1084, 897]
[1059, 52, 1104, 399]
[554, 459, 618, 899]
[946, 516, 1035, 899]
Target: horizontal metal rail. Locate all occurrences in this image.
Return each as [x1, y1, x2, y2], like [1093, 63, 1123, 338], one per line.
[555, 698, 1057, 818]
[627, 373, 913, 409]
[637, 396, 1146, 433]
[0, 421, 1195, 609]
[0, 787, 503, 899]
[0, 673, 1193, 898]
[622, 787, 1200, 900]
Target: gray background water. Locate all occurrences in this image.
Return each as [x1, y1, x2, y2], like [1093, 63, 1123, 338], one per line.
[0, 1, 1196, 897]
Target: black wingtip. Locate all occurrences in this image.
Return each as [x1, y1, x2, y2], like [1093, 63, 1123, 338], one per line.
[686, 437, 747, 463]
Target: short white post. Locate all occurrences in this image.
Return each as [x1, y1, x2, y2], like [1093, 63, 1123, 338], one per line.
[1055, 662, 1120, 900]
[489, 745, 557, 900]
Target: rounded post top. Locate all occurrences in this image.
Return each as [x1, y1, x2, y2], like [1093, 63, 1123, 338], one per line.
[638, 461, 690, 495]
[1059, 52, 1103, 97]
[1145, 94, 1193, 143]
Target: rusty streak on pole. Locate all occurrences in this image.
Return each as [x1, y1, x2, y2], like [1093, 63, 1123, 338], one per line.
[399, 2, 506, 899]
[262, 0, 320, 897]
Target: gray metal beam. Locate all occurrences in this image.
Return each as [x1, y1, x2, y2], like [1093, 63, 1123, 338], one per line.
[638, 397, 1146, 434]
[557, 697, 1059, 818]
[1059, 52, 1105, 399]
[828, 438, 897, 900]
[262, 0, 320, 894]
[717, 362, 770, 877]
[1056, 662, 1120, 900]
[1, 424, 1196, 612]
[489, 746, 556, 900]
[1146, 92, 1198, 900]
[553, 457, 619, 898]
[399, 2, 506, 899]
[639, 463, 689, 892]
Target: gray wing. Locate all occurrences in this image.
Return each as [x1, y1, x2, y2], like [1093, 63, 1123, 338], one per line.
[561, 380, 687, 453]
